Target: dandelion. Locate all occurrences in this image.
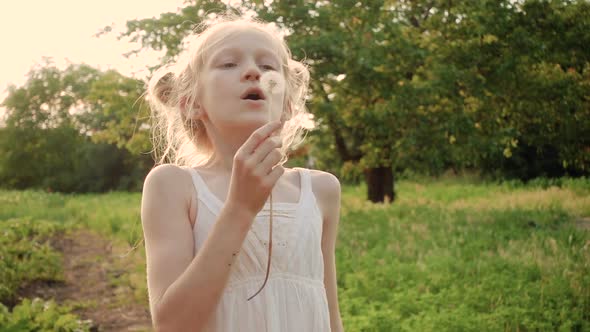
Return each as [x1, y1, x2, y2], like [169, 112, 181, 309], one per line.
[260, 71, 285, 122]
[261, 71, 285, 95]
[247, 71, 286, 301]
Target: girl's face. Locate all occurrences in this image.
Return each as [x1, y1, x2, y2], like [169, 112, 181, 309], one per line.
[198, 28, 286, 131]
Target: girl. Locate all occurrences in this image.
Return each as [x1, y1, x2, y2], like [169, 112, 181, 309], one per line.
[140, 16, 344, 332]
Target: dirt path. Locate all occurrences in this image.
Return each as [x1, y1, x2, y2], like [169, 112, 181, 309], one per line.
[18, 228, 153, 332]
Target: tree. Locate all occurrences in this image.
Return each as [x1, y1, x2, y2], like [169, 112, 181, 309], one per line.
[413, 0, 590, 178]
[0, 61, 153, 192]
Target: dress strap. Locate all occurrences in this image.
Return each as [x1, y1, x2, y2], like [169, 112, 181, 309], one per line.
[183, 166, 223, 215]
[186, 166, 313, 216]
[296, 167, 312, 198]
[294, 167, 323, 219]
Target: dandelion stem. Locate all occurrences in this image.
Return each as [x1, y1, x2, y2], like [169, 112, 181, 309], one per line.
[247, 192, 273, 301]
[247, 76, 277, 301]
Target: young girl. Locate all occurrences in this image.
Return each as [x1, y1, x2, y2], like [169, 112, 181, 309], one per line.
[140, 16, 344, 332]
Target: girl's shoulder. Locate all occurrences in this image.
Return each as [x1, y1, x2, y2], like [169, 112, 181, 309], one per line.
[141, 164, 197, 229]
[143, 164, 194, 201]
[144, 164, 192, 184]
[289, 167, 340, 194]
[303, 168, 341, 219]
[305, 168, 341, 195]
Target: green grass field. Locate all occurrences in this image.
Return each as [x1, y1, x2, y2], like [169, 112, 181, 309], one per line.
[1, 177, 589, 331]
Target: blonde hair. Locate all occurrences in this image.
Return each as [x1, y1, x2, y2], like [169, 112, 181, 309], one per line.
[146, 16, 311, 167]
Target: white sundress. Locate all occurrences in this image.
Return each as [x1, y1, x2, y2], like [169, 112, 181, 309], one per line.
[184, 166, 332, 332]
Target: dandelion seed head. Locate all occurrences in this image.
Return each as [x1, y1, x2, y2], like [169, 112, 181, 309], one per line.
[261, 72, 285, 95]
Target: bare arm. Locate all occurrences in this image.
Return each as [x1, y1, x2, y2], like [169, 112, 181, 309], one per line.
[141, 121, 284, 331]
[313, 171, 345, 332]
[141, 164, 254, 331]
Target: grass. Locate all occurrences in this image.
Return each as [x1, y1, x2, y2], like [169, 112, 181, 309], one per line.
[1, 176, 589, 331]
[339, 178, 590, 331]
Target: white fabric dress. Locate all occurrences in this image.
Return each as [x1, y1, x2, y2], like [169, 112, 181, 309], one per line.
[185, 166, 332, 332]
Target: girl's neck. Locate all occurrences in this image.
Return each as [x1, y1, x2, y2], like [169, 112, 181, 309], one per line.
[200, 120, 260, 175]
[200, 156, 234, 176]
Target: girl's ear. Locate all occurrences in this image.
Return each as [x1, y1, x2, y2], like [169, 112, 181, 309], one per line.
[180, 96, 205, 120]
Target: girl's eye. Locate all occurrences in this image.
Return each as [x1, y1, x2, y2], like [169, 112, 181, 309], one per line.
[221, 63, 236, 68]
[261, 64, 276, 71]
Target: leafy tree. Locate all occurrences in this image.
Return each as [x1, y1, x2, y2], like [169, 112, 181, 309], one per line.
[0, 61, 152, 192]
[414, 0, 590, 179]
[84, 70, 151, 156]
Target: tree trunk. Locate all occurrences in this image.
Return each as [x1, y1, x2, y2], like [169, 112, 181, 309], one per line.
[365, 166, 395, 203]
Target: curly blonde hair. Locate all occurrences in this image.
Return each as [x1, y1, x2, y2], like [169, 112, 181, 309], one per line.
[146, 16, 311, 167]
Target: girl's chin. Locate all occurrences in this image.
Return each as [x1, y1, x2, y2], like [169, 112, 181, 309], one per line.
[218, 116, 272, 129]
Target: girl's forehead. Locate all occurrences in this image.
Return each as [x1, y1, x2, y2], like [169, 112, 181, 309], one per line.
[203, 28, 284, 62]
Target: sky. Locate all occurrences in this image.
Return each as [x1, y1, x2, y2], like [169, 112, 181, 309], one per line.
[0, 0, 186, 107]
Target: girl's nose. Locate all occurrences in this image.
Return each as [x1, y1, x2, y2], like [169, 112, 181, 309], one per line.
[242, 64, 261, 82]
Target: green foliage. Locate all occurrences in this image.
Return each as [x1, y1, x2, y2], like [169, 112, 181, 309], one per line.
[0, 190, 144, 251]
[337, 177, 590, 331]
[116, 1, 229, 61]
[0, 190, 146, 328]
[0, 217, 65, 305]
[428, 0, 590, 179]
[83, 69, 151, 156]
[0, 61, 153, 192]
[0, 189, 149, 314]
[0, 298, 91, 332]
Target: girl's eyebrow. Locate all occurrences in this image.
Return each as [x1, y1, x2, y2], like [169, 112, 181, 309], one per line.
[209, 47, 281, 64]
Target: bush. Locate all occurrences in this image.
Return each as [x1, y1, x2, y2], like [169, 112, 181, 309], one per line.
[0, 218, 64, 304]
[0, 298, 92, 332]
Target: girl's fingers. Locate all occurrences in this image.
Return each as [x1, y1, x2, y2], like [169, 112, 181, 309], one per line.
[241, 121, 282, 155]
[259, 149, 283, 173]
[251, 136, 282, 164]
[263, 164, 285, 187]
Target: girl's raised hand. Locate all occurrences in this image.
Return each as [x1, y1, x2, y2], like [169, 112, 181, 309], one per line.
[227, 121, 284, 221]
